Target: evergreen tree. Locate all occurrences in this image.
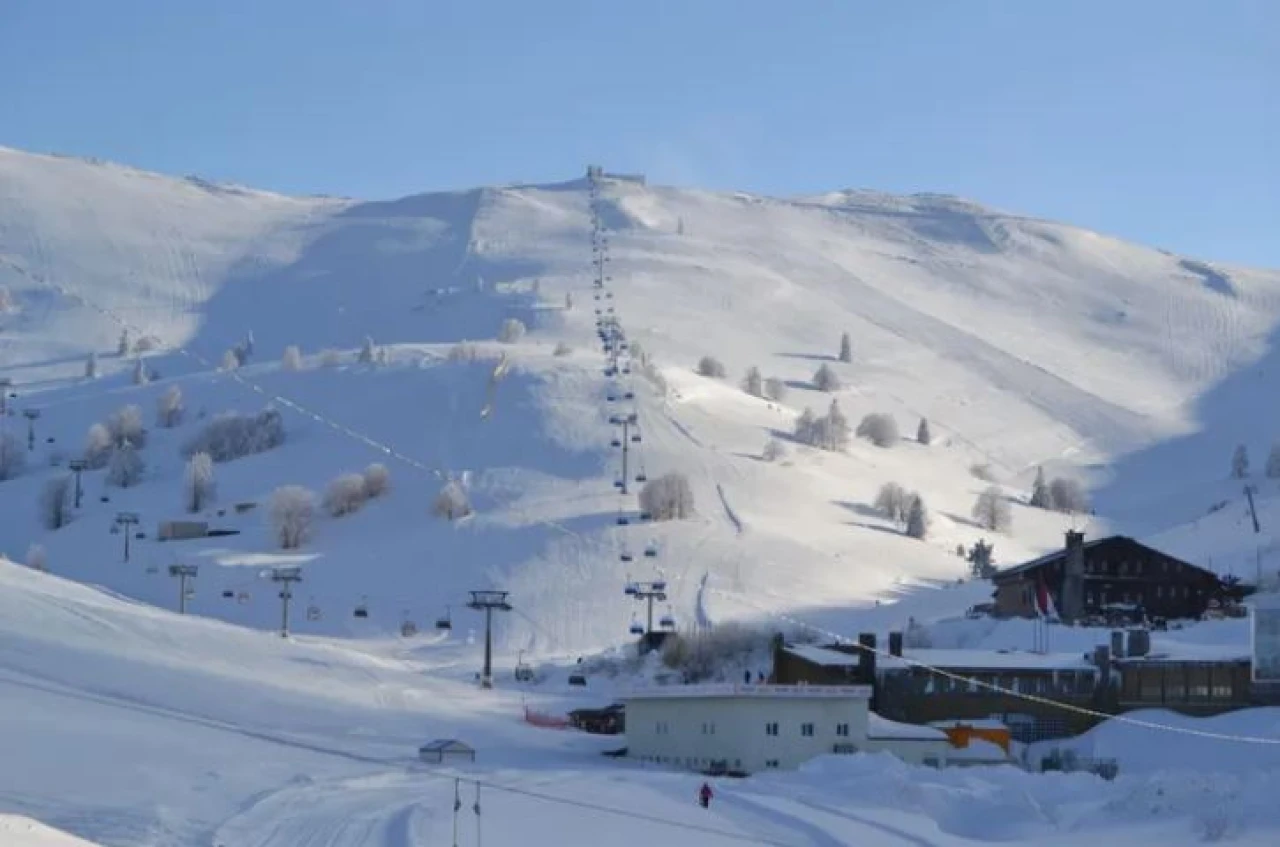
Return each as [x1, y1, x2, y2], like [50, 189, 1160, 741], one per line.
[905, 494, 929, 539]
[1029, 467, 1051, 508]
[917, 417, 931, 445]
[1232, 444, 1250, 478]
[84, 351, 98, 379]
[839, 331, 852, 363]
[813, 362, 840, 392]
[742, 366, 764, 397]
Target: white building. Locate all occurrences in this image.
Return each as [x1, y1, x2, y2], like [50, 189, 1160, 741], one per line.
[622, 683, 951, 774]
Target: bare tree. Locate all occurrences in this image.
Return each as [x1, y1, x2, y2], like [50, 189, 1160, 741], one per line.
[742, 366, 764, 397]
[1232, 444, 1250, 479]
[1029, 466, 1051, 508]
[84, 423, 113, 469]
[856, 412, 899, 448]
[106, 442, 145, 488]
[269, 485, 315, 549]
[972, 486, 1013, 532]
[819, 399, 850, 450]
[497, 319, 527, 344]
[156, 385, 184, 428]
[905, 494, 929, 539]
[764, 377, 787, 402]
[839, 332, 852, 363]
[696, 356, 727, 379]
[875, 482, 910, 524]
[26, 544, 47, 572]
[107, 404, 147, 447]
[813, 363, 840, 392]
[84, 351, 98, 379]
[40, 475, 73, 530]
[363, 463, 391, 498]
[281, 345, 303, 371]
[639, 472, 695, 521]
[182, 408, 285, 462]
[0, 431, 25, 481]
[324, 473, 368, 517]
[917, 418, 931, 445]
[183, 452, 216, 513]
[433, 480, 472, 520]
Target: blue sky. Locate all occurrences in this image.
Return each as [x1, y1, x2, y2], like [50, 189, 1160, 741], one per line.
[2, 1, 1276, 265]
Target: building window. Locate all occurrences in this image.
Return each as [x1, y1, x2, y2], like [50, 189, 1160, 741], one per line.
[765, 759, 780, 769]
[836, 723, 850, 737]
[765, 722, 779, 736]
[800, 723, 815, 737]
[701, 722, 716, 735]
[655, 721, 671, 735]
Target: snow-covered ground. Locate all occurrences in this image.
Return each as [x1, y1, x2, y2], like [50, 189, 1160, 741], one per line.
[4, 146, 1280, 843]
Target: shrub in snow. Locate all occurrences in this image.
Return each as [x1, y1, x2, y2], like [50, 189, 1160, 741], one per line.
[0, 431, 25, 481]
[972, 486, 1012, 532]
[40, 475, 72, 530]
[106, 442, 145, 488]
[26, 544, 47, 573]
[553, 342, 572, 357]
[660, 623, 772, 683]
[917, 418, 931, 445]
[761, 438, 786, 462]
[763, 376, 787, 402]
[433, 480, 472, 521]
[905, 494, 929, 539]
[324, 473, 368, 517]
[181, 408, 285, 463]
[281, 345, 303, 371]
[1029, 466, 1051, 507]
[1268, 444, 1280, 479]
[358, 335, 377, 364]
[696, 356, 726, 379]
[812, 362, 840, 392]
[1231, 444, 1249, 478]
[132, 358, 149, 385]
[639, 472, 695, 521]
[319, 348, 343, 368]
[1048, 477, 1089, 514]
[117, 329, 130, 356]
[183, 452, 216, 513]
[741, 366, 763, 397]
[838, 331, 852, 363]
[268, 485, 315, 549]
[156, 385, 184, 428]
[856, 412, 898, 448]
[84, 351, 98, 379]
[107, 404, 147, 448]
[874, 482, 910, 524]
[83, 423, 113, 469]
[362, 463, 390, 498]
[497, 318, 527, 344]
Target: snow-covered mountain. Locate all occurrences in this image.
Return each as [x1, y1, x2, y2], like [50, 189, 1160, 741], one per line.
[2, 145, 1280, 657]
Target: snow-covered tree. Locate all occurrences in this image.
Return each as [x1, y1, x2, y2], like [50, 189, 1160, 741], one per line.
[363, 463, 390, 498]
[181, 408, 284, 462]
[764, 377, 787, 402]
[813, 363, 840, 392]
[320, 348, 343, 367]
[324, 473, 368, 517]
[26, 543, 47, 572]
[820, 399, 850, 451]
[794, 407, 819, 445]
[268, 485, 315, 549]
[106, 442, 145, 488]
[1048, 477, 1089, 514]
[761, 438, 786, 462]
[1232, 444, 1250, 479]
[433, 480, 472, 521]
[1029, 467, 1051, 508]
[1267, 444, 1280, 479]
[639, 472, 695, 521]
[221, 349, 239, 371]
[358, 335, 377, 364]
[696, 356, 727, 379]
[447, 343, 478, 363]
[107, 404, 146, 448]
[132, 358, 149, 386]
[84, 423, 113, 469]
[84, 351, 98, 380]
[0, 431, 25, 481]
[972, 486, 1012, 532]
[281, 345, 303, 371]
[0, 287, 14, 313]
[838, 332, 852, 364]
[875, 482, 910, 524]
[40, 475, 72, 530]
[967, 539, 996, 579]
[905, 494, 929, 539]
[497, 319, 527, 344]
[917, 418, 931, 445]
[183, 452, 216, 513]
[156, 385, 184, 428]
[117, 329, 130, 356]
[856, 412, 899, 448]
[742, 366, 763, 397]
[629, 341, 646, 364]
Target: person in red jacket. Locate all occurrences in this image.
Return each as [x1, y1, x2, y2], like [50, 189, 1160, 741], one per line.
[698, 782, 714, 808]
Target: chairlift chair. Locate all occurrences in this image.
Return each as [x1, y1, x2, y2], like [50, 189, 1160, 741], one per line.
[620, 547, 633, 563]
[660, 607, 676, 630]
[629, 616, 644, 636]
[613, 479, 625, 490]
[639, 511, 653, 522]
[109, 524, 120, 535]
[631, 433, 642, 444]
[644, 542, 658, 558]
[623, 391, 634, 400]
[610, 437, 622, 448]
[145, 564, 159, 575]
[353, 596, 369, 619]
[616, 515, 630, 525]
[624, 581, 638, 596]
[222, 589, 235, 599]
[306, 603, 322, 622]
[435, 605, 453, 631]
[237, 591, 251, 604]
[652, 580, 667, 593]
[400, 611, 418, 638]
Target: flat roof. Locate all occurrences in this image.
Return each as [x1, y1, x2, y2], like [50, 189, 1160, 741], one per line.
[622, 683, 871, 701]
[787, 643, 1093, 672]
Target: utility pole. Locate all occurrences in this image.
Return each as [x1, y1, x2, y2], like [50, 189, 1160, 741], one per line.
[23, 408, 40, 451]
[609, 412, 638, 493]
[68, 459, 87, 508]
[114, 511, 140, 561]
[466, 590, 513, 688]
[168, 564, 198, 614]
[270, 566, 303, 637]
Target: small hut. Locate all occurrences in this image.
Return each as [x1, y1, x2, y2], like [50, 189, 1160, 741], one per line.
[418, 738, 476, 764]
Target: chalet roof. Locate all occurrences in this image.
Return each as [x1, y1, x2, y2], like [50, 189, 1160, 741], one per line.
[991, 535, 1213, 581]
[419, 738, 474, 753]
[868, 713, 948, 741]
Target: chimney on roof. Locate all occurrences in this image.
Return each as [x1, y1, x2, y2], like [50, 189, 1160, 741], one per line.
[888, 631, 904, 658]
[856, 633, 877, 684]
[1060, 530, 1086, 623]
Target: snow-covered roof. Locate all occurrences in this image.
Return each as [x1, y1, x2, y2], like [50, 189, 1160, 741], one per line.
[878, 649, 1095, 672]
[623, 682, 871, 700]
[1117, 641, 1251, 663]
[868, 714, 948, 741]
[947, 739, 1011, 763]
[784, 644, 863, 668]
[929, 718, 1010, 731]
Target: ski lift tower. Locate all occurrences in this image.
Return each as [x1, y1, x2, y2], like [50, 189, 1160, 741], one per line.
[609, 412, 640, 494]
[625, 579, 668, 648]
[23, 408, 40, 451]
[113, 511, 140, 561]
[270, 566, 303, 637]
[168, 564, 198, 614]
[467, 590, 513, 689]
